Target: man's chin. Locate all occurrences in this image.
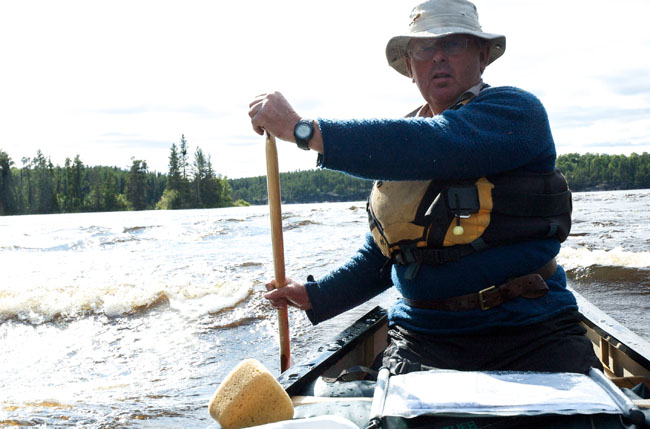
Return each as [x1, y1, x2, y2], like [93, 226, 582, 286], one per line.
[429, 88, 458, 102]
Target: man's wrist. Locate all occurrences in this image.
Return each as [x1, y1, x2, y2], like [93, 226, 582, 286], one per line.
[294, 119, 314, 150]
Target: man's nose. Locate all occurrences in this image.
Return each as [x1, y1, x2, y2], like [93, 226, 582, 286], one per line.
[431, 47, 448, 63]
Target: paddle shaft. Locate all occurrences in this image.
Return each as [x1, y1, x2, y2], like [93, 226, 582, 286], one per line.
[265, 132, 291, 372]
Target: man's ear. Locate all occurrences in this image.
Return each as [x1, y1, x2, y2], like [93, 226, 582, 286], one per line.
[479, 43, 490, 74]
[405, 56, 415, 82]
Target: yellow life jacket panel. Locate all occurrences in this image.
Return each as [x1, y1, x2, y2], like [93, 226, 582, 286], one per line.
[367, 169, 572, 265]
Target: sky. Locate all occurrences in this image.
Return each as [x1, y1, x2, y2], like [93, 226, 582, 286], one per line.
[1, 0, 649, 179]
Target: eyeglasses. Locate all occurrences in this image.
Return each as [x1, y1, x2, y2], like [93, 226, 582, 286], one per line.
[407, 36, 473, 62]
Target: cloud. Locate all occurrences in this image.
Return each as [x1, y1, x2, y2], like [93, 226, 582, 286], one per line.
[223, 135, 262, 147]
[602, 69, 650, 97]
[96, 105, 217, 118]
[589, 141, 650, 150]
[551, 107, 650, 128]
[99, 138, 171, 151]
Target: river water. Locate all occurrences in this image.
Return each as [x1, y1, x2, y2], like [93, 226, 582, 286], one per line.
[1, 190, 649, 427]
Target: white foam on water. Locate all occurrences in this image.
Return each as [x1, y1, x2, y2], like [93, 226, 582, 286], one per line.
[1, 277, 254, 323]
[167, 281, 253, 317]
[0, 242, 256, 323]
[559, 246, 650, 271]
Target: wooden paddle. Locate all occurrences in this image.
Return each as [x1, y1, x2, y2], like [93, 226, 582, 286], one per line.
[265, 131, 291, 372]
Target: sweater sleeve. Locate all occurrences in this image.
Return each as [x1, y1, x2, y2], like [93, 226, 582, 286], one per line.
[304, 233, 393, 325]
[317, 87, 557, 181]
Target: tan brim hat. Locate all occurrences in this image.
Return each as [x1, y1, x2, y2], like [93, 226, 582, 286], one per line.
[386, 0, 506, 77]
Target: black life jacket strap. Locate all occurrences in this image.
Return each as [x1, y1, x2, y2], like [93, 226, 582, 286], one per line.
[392, 244, 477, 265]
[491, 189, 572, 217]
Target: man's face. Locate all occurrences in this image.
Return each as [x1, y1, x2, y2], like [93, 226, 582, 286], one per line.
[406, 35, 490, 114]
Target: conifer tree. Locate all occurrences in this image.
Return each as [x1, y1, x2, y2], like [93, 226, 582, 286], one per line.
[193, 146, 207, 207]
[167, 143, 182, 192]
[0, 150, 16, 215]
[102, 169, 120, 211]
[125, 158, 149, 210]
[32, 150, 59, 214]
[179, 134, 189, 180]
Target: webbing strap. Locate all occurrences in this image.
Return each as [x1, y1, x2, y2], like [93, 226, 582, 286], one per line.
[392, 244, 476, 265]
[491, 189, 572, 217]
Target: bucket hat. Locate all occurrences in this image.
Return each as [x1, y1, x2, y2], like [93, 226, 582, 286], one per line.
[386, 0, 506, 77]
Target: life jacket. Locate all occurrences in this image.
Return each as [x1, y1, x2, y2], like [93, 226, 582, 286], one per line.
[367, 168, 572, 266]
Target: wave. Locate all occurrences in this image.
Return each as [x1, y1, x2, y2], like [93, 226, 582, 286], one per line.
[283, 219, 322, 231]
[199, 228, 229, 240]
[168, 282, 253, 316]
[566, 264, 650, 287]
[560, 246, 650, 287]
[80, 225, 112, 235]
[122, 225, 160, 234]
[235, 261, 264, 268]
[2, 232, 139, 252]
[1, 240, 89, 252]
[0, 281, 253, 325]
[559, 246, 650, 271]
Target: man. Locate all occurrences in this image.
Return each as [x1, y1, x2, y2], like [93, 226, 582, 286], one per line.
[249, 0, 601, 374]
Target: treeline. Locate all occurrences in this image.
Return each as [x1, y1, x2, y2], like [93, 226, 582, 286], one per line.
[228, 152, 650, 205]
[556, 152, 650, 191]
[0, 135, 233, 216]
[229, 169, 373, 205]
[3, 150, 650, 215]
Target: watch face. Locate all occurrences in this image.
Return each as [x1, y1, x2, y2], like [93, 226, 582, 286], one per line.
[295, 123, 312, 139]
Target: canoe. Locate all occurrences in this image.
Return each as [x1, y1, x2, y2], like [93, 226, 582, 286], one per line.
[275, 287, 650, 428]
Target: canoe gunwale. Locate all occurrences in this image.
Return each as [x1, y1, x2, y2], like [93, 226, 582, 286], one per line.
[277, 306, 388, 396]
[570, 286, 650, 380]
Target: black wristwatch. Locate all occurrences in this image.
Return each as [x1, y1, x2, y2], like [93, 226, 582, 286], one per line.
[293, 119, 314, 151]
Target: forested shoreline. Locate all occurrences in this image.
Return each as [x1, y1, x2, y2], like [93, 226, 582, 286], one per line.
[0, 135, 233, 216]
[228, 152, 650, 205]
[2, 150, 650, 216]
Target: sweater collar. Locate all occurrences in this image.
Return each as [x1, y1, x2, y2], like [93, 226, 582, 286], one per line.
[412, 80, 488, 117]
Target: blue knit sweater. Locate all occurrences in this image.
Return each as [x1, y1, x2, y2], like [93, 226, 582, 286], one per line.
[304, 86, 578, 335]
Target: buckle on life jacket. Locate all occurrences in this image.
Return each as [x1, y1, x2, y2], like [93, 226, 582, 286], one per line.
[394, 246, 423, 279]
[394, 246, 419, 265]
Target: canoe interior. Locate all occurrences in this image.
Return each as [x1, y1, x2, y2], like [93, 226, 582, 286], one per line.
[279, 290, 650, 396]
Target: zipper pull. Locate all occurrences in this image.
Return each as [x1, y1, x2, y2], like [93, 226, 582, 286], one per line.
[453, 194, 464, 236]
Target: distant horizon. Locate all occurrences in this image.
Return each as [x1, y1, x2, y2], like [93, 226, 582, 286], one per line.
[6, 146, 650, 180]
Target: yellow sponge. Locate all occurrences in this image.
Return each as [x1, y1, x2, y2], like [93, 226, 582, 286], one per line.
[209, 359, 294, 428]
